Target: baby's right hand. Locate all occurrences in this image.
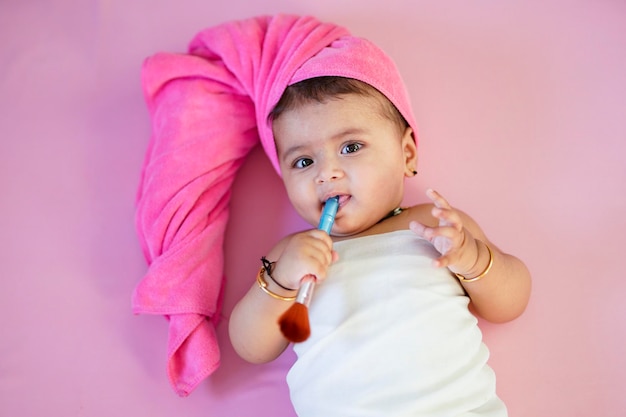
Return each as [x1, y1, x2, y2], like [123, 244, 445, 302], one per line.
[271, 229, 336, 289]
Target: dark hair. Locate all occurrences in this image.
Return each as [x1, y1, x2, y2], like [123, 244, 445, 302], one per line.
[269, 76, 408, 133]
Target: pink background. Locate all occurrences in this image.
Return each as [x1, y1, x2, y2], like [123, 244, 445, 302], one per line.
[1, 0, 625, 416]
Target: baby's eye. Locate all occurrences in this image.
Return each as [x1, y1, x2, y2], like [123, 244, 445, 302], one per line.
[341, 142, 362, 154]
[293, 157, 314, 169]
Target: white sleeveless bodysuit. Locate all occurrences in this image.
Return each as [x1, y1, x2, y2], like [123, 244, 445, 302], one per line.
[287, 230, 507, 417]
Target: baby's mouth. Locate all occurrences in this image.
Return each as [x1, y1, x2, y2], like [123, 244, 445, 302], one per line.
[321, 194, 350, 213]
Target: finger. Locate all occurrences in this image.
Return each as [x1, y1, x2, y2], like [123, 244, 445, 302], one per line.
[308, 229, 335, 249]
[309, 237, 336, 267]
[431, 206, 463, 231]
[431, 225, 464, 239]
[426, 188, 452, 210]
[418, 223, 463, 243]
[409, 220, 428, 238]
[432, 254, 446, 268]
[409, 220, 440, 242]
[288, 253, 330, 283]
[300, 244, 332, 271]
[411, 220, 461, 250]
[433, 252, 456, 269]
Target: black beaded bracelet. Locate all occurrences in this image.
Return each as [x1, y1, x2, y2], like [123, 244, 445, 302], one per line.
[260, 256, 297, 291]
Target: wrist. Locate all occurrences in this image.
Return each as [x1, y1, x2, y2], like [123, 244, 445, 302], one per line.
[453, 240, 494, 283]
[256, 267, 297, 301]
[261, 256, 297, 291]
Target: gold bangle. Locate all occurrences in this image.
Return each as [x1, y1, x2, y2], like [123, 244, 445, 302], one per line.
[256, 267, 296, 301]
[454, 241, 493, 283]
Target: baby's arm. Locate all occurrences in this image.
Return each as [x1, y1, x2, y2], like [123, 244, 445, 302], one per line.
[229, 229, 335, 363]
[410, 189, 532, 323]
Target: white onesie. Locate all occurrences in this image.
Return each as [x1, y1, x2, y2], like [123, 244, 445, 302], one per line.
[287, 230, 507, 417]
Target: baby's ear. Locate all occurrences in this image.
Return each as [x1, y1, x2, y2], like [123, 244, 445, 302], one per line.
[402, 127, 418, 176]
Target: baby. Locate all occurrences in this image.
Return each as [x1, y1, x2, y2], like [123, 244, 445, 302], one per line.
[229, 76, 531, 416]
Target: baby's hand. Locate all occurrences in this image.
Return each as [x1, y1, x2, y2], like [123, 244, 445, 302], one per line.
[409, 189, 479, 275]
[271, 229, 336, 289]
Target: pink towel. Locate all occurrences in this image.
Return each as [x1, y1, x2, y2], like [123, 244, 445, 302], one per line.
[132, 14, 417, 397]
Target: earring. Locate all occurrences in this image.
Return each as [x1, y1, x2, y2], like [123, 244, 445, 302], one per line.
[412, 170, 418, 176]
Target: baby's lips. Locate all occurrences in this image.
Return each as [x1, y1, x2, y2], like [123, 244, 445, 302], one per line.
[329, 194, 350, 208]
[320, 193, 349, 210]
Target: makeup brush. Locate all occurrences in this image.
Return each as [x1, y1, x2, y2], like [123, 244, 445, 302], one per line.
[278, 196, 339, 343]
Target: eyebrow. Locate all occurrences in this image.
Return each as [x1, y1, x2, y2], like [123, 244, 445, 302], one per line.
[279, 127, 368, 163]
[279, 144, 306, 164]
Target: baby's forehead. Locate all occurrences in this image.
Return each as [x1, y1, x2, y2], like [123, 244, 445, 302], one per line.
[276, 91, 391, 122]
[272, 92, 403, 140]
[273, 93, 385, 129]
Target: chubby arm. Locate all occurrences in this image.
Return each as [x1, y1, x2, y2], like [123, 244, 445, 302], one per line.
[229, 229, 335, 364]
[410, 189, 532, 323]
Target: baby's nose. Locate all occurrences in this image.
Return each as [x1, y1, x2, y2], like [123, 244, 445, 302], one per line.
[315, 159, 344, 183]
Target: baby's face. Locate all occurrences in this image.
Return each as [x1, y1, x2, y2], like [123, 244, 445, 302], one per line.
[272, 93, 415, 237]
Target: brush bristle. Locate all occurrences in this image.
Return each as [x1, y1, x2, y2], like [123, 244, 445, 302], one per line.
[278, 302, 311, 343]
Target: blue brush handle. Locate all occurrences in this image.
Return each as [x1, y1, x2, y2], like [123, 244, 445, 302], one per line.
[318, 196, 339, 233]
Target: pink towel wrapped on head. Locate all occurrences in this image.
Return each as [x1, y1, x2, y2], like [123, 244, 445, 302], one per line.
[132, 14, 417, 397]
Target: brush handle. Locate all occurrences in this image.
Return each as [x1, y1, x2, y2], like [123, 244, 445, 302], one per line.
[294, 196, 339, 304]
[295, 276, 316, 307]
[318, 196, 339, 234]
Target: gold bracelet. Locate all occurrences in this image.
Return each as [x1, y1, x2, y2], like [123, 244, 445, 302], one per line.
[256, 267, 296, 301]
[454, 241, 493, 283]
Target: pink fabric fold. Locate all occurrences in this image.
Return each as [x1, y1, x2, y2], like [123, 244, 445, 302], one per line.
[132, 14, 417, 397]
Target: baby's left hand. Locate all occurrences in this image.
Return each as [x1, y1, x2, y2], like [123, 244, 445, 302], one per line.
[409, 189, 479, 274]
